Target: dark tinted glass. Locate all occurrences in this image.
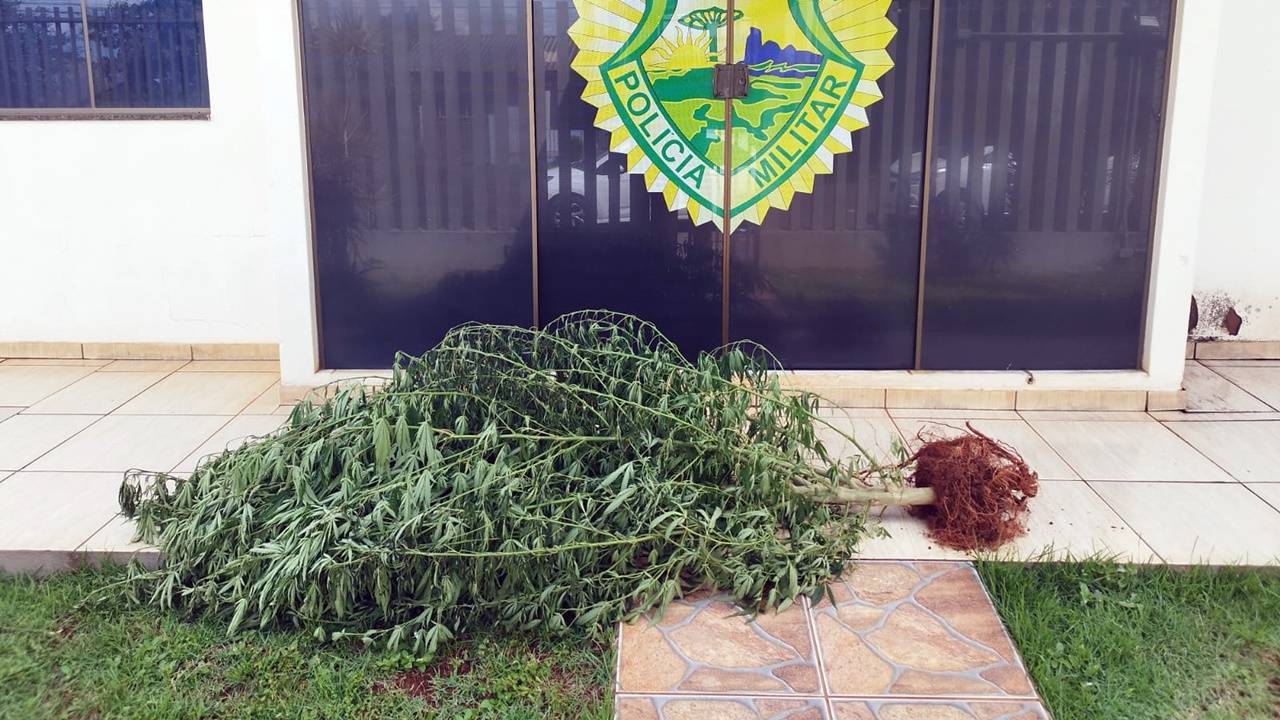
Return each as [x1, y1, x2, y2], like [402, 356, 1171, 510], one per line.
[301, 0, 534, 368]
[920, 0, 1172, 369]
[0, 0, 90, 108]
[533, 0, 723, 357]
[728, 0, 933, 369]
[85, 0, 208, 108]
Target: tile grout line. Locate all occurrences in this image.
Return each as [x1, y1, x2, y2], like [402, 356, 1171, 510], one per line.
[241, 381, 285, 415]
[965, 563, 1047, 706]
[1084, 480, 1164, 564]
[73, 516, 121, 555]
[1195, 361, 1280, 412]
[8, 363, 191, 473]
[22, 368, 175, 416]
[801, 594, 830, 699]
[13, 366, 198, 557]
[73, 361, 270, 563]
[8, 413, 113, 475]
[1017, 413, 1164, 563]
[613, 619, 623, 700]
[552, 687, 1045, 700]
[3, 366, 99, 408]
[1014, 411, 1084, 481]
[166, 414, 245, 475]
[1241, 484, 1280, 517]
[1159, 417, 1251, 485]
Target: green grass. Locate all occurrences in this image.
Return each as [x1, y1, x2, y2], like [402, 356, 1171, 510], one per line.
[0, 567, 613, 720]
[977, 558, 1280, 720]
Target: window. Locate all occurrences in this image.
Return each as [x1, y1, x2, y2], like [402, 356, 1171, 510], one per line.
[0, 0, 209, 114]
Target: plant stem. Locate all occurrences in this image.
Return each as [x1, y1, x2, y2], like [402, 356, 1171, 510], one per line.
[791, 483, 936, 507]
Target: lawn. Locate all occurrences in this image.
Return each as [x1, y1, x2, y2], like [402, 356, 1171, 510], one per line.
[6, 560, 1278, 719]
[0, 567, 613, 720]
[977, 558, 1280, 720]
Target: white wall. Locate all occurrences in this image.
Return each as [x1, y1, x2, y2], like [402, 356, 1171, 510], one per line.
[0, 1, 301, 345]
[1190, 0, 1280, 342]
[0, 0, 1238, 391]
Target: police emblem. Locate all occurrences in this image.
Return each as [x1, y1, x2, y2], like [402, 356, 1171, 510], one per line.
[568, 0, 896, 230]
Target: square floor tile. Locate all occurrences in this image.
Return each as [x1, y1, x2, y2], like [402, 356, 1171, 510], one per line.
[0, 358, 108, 367]
[818, 407, 897, 419]
[1164, 421, 1280, 482]
[1203, 365, 1280, 410]
[178, 360, 280, 373]
[830, 700, 1048, 719]
[80, 515, 155, 555]
[1182, 362, 1272, 413]
[1027, 420, 1234, 482]
[617, 696, 828, 719]
[894, 418, 1078, 480]
[0, 414, 99, 470]
[618, 594, 819, 695]
[888, 409, 1021, 420]
[99, 359, 188, 372]
[26, 415, 229, 472]
[0, 365, 97, 406]
[24, 372, 167, 414]
[1251, 484, 1280, 512]
[1017, 411, 1152, 422]
[1092, 482, 1280, 564]
[173, 414, 287, 473]
[817, 414, 906, 466]
[1202, 359, 1280, 367]
[1003, 481, 1156, 562]
[1152, 411, 1280, 422]
[0, 472, 120, 551]
[814, 562, 1035, 698]
[115, 372, 278, 415]
[856, 508, 970, 562]
[240, 383, 289, 415]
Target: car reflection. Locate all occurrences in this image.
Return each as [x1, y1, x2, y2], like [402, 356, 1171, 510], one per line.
[545, 152, 633, 227]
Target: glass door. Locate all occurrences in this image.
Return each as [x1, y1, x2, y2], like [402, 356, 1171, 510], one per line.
[533, 0, 725, 356]
[916, 0, 1174, 369]
[726, 0, 933, 368]
[300, 0, 535, 369]
[300, 0, 1174, 371]
[554, 0, 927, 367]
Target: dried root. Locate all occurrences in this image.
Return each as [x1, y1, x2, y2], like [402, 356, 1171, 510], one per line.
[906, 424, 1039, 551]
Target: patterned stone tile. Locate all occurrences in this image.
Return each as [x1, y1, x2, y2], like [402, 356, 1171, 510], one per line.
[830, 700, 1048, 719]
[814, 562, 1034, 699]
[618, 594, 820, 695]
[617, 695, 828, 719]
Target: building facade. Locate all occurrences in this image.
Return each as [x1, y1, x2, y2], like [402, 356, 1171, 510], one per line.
[2, 0, 1276, 409]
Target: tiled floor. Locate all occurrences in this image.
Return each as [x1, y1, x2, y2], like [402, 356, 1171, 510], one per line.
[822, 360, 1280, 566]
[6, 356, 1277, 716]
[3, 357, 1280, 572]
[615, 561, 1049, 719]
[0, 358, 290, 572]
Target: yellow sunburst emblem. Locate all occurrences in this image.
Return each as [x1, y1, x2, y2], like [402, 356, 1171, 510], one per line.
[569, 0, 897, 231]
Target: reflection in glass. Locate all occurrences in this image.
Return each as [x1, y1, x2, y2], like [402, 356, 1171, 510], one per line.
[920, 0, 1173, 369]
[84, 0, 208, 108]
[729, 0, 933, 369]
[301, 0, 534, 368]
[0, 0, 90, 108]
[534, 0, 722, 357]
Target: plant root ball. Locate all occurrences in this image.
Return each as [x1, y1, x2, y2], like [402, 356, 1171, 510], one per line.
[907, 424, 1039, 551]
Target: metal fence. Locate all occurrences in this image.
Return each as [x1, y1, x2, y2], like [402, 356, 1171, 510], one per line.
[0, 0, 208, 110]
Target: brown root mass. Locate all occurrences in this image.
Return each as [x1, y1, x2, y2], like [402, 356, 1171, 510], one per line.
[907, 424, 1039, 551]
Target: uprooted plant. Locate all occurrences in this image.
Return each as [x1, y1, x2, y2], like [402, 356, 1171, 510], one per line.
[111, 311, 1035, 655]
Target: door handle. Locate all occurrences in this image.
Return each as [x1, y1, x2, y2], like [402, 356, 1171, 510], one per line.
[713, 62, 750, 99]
